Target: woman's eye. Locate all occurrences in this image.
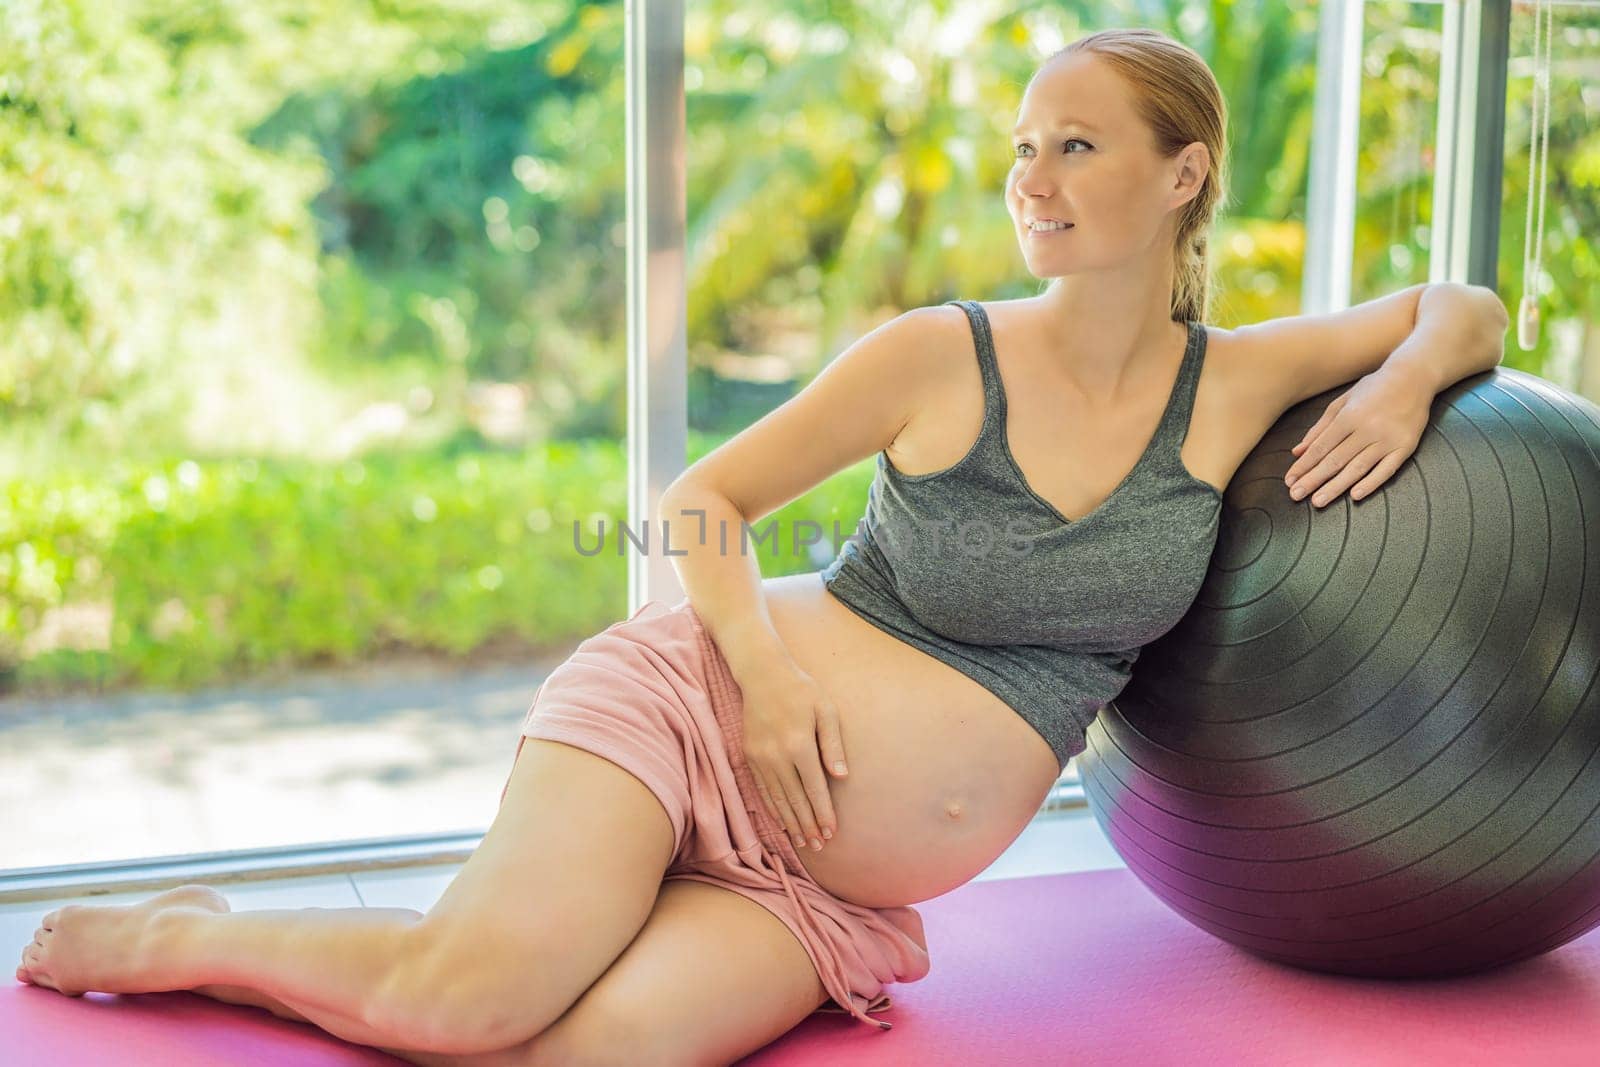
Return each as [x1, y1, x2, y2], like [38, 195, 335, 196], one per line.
[1013, 138, 1091, 159]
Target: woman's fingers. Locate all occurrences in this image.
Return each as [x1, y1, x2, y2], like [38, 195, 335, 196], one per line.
[774, 761, 825, 849]
[1306, 442, 1382, 505]
[795, 748, 837, 842]
[752, 764, 802, 845]
[1350, 449, 1406, 501]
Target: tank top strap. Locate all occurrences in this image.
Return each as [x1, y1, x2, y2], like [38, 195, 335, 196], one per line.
[1150, 320, 1208, 458]
[941, 298, 1007, 431]
[937, 301, 1206, 478]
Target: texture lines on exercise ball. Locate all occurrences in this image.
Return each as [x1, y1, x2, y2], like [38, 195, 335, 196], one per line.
[1079, 368, 1600, 978]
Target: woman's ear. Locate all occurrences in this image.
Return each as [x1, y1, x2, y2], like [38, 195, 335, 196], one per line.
[1170, 142, 1209, 209]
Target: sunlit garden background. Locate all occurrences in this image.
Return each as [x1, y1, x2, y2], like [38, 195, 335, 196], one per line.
[3, 0, 1596, 868]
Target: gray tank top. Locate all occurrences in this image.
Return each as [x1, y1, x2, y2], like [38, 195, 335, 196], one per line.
[819, 299, 1224, 773]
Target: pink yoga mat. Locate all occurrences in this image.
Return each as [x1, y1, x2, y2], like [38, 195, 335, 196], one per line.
[7, 866, 1599, 1065]
[743, 867, 1600, 1066]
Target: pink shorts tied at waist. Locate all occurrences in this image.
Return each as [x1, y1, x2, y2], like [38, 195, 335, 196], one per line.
[501, 598, 931, 1032]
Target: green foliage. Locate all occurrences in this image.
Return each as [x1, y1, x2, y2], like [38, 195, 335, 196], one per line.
[8, 0, 1585, 459]
[0, 435, 871, 695]
[4, 0, 1594, 695]
[0, 0, 617, 458]
[259, 2, 630, 391]
[0, 0, 311, 444]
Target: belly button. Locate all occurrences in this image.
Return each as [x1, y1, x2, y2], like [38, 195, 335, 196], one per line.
[944, 801, 964, 821]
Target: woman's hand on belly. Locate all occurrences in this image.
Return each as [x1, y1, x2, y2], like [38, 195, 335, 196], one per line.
[738, 658, 849, 852]
[755, 573, 1063, 908]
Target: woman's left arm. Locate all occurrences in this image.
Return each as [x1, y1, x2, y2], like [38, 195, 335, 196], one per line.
[1285, 286, 1510, 509]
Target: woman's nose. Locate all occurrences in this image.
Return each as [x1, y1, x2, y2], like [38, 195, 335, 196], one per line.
[1015, 180, 1059, 213]
[1013, 166, 1054, 199]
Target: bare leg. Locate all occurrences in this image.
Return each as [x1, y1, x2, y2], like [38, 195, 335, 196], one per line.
[185, 903, 423, 1030]
[21, 738, 679, 1058]
[147, 903, 429, 1048]
[186, 918, 544, 1067]
[191, 983, 535, 1067]
[191, 981, 313, 1024]
[20, 886, 425, 1049]
[138, 891, 417, 1035]
[17, 889, 531, 1067]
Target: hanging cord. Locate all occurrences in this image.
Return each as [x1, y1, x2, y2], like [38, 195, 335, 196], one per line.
[1517, 0, 1554, 351]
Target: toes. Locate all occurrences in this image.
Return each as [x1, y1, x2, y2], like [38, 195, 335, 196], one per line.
[18, 946, 65, 994]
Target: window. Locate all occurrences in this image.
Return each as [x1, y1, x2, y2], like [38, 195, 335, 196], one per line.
[1352, 1, 1450, 301]
[678, 2, 1323, 797]
[1, 1, 626, 875]
[7, 0, 1551, 892]
[1497, 0, 1599, 401]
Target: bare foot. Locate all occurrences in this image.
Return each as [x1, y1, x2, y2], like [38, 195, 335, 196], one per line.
[14, 883, 231, 997]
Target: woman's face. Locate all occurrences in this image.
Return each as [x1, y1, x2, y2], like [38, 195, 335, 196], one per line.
[1006, 53, 1192, 280]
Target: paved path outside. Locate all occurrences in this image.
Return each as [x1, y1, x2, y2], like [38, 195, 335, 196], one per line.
[1, 654, 570, 871]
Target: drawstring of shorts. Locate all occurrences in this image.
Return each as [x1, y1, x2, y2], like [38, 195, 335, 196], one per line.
[689, 606, 894, 1033]
[759, 827, 894, 1031]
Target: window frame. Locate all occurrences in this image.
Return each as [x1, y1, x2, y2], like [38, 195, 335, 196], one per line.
[0, 0, 1521, 903]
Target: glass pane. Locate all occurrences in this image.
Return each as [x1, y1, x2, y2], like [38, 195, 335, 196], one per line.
[1, 2, 625, 870]
[1352, 0, 1448, 304]
[681, 2, 1321, 792]
[1498, 0, 1600, 402]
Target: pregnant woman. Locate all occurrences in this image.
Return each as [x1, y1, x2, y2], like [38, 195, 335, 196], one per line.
[16, 26, 1507, 1067]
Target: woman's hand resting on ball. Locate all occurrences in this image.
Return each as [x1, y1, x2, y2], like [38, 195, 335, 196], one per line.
[1284, 365, 1434, 508]
[739, 659, 848, 853]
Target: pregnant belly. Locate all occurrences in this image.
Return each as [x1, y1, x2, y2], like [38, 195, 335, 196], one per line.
[749, 572, 1064, 909]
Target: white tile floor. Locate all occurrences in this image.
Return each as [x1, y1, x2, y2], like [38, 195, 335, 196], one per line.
[2, 809, 1126, 959]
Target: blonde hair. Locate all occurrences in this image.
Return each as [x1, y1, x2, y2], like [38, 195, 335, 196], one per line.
[1042, 28, 1230, 324]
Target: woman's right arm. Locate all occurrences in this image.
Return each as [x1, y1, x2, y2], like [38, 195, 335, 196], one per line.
[658, 305, 957, 850]
[656, 481, 794, 685]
